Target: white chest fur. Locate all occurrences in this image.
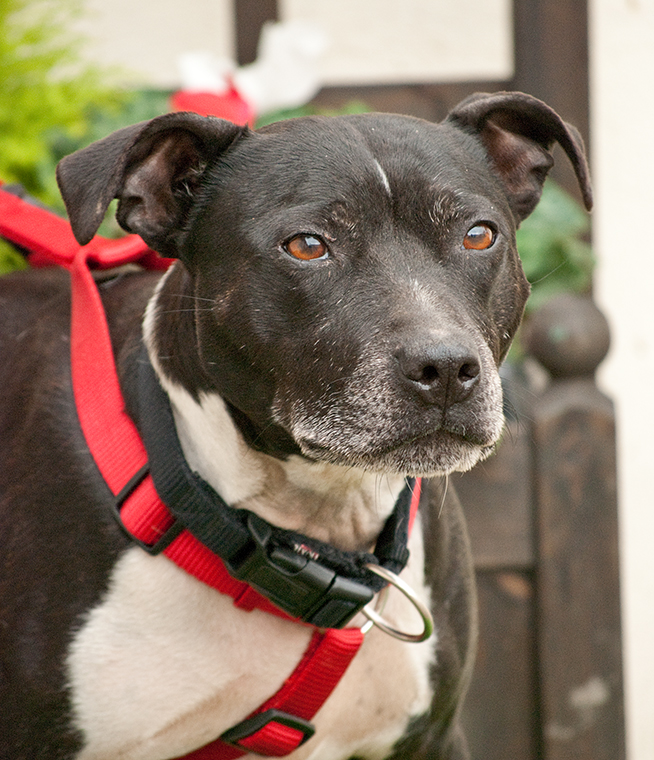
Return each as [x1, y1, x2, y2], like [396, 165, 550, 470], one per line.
[67, 521, 435, 760]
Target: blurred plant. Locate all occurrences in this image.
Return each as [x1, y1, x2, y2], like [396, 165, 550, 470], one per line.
[0, 0, 174, 269]
[516, 179, 594, 312]
[0, 238, 27, 276]
[0, 0, 127, 209]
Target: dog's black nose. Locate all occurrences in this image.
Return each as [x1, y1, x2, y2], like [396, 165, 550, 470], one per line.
[396, 342, 481, 407]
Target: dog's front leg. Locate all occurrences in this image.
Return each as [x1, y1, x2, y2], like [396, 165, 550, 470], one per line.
[388, 477, 476, 760]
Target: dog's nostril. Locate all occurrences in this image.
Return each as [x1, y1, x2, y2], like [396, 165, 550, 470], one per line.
[420, 365, 440, 384]
[459, 362, 480, 382]
[396, 343, 481, 405]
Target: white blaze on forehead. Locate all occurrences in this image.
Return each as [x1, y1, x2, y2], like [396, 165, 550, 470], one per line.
[373, 158, 392, 197]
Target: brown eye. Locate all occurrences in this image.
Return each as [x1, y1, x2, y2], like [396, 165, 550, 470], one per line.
[463, 224, 496, 250]
[284, 234, 329, 261]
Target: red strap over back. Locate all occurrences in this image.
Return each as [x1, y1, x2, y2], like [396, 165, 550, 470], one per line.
[0, 185, 169, 271]
[0, 186, 422, 759]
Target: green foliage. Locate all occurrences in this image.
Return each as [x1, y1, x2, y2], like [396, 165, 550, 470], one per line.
[0, 0, 173, 268]
[0, 0, 126, 210]
[516, 180, 594, 312]
[0, 237, 28, 276]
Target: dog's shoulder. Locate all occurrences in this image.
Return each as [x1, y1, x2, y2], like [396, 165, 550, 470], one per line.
[0, 266, 70, 323]
[0, 268, 74, 404]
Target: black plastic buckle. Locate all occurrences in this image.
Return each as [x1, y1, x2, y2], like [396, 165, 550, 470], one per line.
[220, 709, 315, 748]
[224, 513, 373, 628]
[112, 465, 184, 555]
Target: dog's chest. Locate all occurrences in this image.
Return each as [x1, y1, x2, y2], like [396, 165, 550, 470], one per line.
[66, 524, 434, 760]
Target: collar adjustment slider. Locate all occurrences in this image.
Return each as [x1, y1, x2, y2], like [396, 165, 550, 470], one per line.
[219, 708, 316, 752]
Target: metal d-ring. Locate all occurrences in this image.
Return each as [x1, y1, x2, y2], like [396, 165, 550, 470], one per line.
[360, 584, 390, 635]
[361, 564, 434, 643]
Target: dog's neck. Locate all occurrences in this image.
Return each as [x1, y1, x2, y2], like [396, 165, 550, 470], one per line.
[142, 268, 406, 553]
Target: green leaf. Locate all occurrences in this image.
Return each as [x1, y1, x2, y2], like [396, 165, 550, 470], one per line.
[0, 0, 127, 209]
[0, 239, 28, 276]
[516, 180, 594, 311]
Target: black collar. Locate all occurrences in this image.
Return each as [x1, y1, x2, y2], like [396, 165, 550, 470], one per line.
[135, 346, 415, 628]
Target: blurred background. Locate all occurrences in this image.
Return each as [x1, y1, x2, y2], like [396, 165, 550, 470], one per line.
[1, 1, 652, 758]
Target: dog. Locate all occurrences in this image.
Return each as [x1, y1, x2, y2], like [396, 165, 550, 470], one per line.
[0, 91, 591, 760]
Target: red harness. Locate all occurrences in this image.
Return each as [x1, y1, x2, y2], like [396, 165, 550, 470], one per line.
[0, 186, 421, 758]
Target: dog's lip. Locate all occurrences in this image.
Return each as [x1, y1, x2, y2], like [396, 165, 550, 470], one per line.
[294, 426, 498, 477]
[297, 423, 496, 460]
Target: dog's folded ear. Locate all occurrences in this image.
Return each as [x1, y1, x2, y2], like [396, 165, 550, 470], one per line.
[448, 91, 592, 221]
[56, 112, 246, 256]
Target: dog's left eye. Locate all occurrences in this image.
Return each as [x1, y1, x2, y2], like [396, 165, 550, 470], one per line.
[463, 224, 496, 251]
[284, 234, 329, 261]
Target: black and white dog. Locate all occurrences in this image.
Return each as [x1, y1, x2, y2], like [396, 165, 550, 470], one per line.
[0, 92, 591, 760]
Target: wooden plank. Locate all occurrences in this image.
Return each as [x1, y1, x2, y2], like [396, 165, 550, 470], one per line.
[532, 379, 625, 760]
[462, 571, 539, 760]
[452, 418, 534, 570]
[512, 0, 589, 146]
[525, 295, 625, 760]
[310, 82, 506, 123]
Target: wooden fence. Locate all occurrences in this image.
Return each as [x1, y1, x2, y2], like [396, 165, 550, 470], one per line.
[454, 293, 625, 760]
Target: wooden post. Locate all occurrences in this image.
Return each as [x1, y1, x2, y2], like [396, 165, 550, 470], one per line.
[525, 294, 625, 760]
[455, 415, 539, 760]
[233, 0, 278, 66]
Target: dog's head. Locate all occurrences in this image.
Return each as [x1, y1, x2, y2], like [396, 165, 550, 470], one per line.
[57, 92, 591, 477]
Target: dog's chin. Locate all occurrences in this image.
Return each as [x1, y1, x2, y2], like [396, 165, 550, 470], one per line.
[295, 430, 497, 478]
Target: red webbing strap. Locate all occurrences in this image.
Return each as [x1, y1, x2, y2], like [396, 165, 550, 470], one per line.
[70, 249, 151, 490]
[120, 478, 422, 621]
[0, 185, 168, 271]
[0, 186, 169, 526]
[174, 481, 422, 760]
[408, 478, 421, 534]
[176, 627, 365, 759]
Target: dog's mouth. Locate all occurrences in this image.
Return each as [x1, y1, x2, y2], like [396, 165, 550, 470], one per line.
[294, 425, 500, 477]
[271, 343, 505, 476]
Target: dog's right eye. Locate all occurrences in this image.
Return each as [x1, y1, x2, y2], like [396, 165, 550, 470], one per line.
[284, 234, 329, 261]
[463, 224, 496, 251]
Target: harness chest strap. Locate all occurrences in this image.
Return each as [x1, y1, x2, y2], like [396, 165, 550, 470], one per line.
[178, 626, 366, 760]
[0, 186, 423, 758]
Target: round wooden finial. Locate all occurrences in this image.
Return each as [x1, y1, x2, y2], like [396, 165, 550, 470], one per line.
[524, 293, 610, 378]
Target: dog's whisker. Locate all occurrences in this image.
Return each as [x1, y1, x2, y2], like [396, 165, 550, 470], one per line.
[156, 308, 215, 315]
[529, 262, 565, 285]
[167, 293, 217, 303]
[437, 474, 449, 519]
